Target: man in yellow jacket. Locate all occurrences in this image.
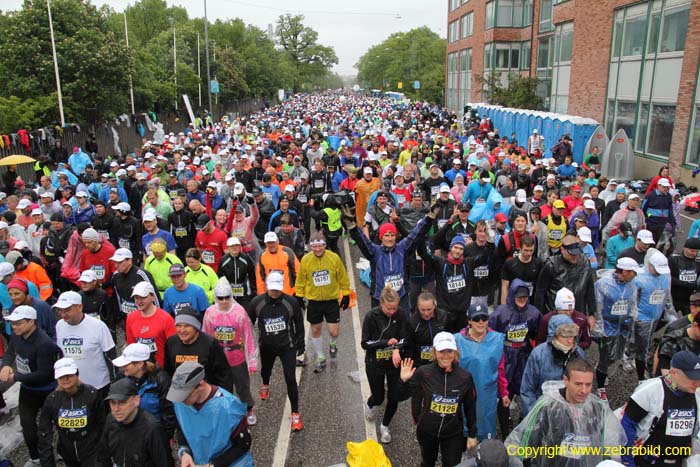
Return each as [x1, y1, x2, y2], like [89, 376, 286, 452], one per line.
[296, 232, 351, 373]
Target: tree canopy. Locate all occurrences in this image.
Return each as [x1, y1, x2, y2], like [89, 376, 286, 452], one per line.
[477, 72, 544, 110]
[0, 0, 338, 132]
[355, 27, 446, 104]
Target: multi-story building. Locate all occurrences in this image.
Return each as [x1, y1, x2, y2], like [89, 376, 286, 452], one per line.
[446, 0, 699, 182]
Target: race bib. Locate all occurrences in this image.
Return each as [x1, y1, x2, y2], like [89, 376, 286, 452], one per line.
[666, 408, 695, 436]
[420, 345, 432, 361]
[680, 270, 697, 282]
[136, 337, 157, 353]
[119, 238, 130, 249]
[430, 395, 459, 415]
[231, 283, 245, 297]
[507, 323, 528, 343]
[474, 266, 489, 278]
[91, 265, 105, 280]
[446, 275, 466, 292]
[610, 300, 629, 316]
[57, 407, 88, 429]
[375, 348, 393, 360]
[121, 301, 137, 315]
[175, 354, 199, 364]
[314, 179, 324, 189]
[384, 274, 404, 291]
[476, 198, 486, 204]
[312, 270, 331, 287]
[169, 190, 179, 199]
[549, 230, 563, 240]
[214, 325, 235, 343]
[559, 433, 591, 460]
[15, 356, 30, 374]
[97, 230, 109, 240]
[175, 227, 188, 238]
[430, 186, 440, 196]
[62, 337, 84, 360]
[263, 192, 272, 201]
[397, 194, 406, 206]
[649, 290, 665, 305]
[202, 250, 215, 264]
[298, 194, 308, 203]
[263, 317, 287, 334]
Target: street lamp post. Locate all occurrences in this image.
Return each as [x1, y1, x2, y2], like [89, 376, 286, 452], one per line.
[204, 0, 213, 117]
[47, 0, 65, 126]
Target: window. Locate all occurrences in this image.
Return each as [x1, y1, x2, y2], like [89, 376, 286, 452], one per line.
[461, 0, 470, 4]
[520, 41, 531, 69]
[447, 52, 459, 109]
[497, 0, 514, 27]
[539, 0, 553, 32]
[484, 43, 494, 69]
[459, 49, 472, 111]
[485, 41, 531, 72]
[612, 18, 623, 58]
[550, 22, 573, 113]
[659, 4, 689, 53]
[496, 44, 510, 68]
[523, 0, 533, 27]
[635, 103, 649, 152]
[556, 22, 573, 62]
[622, 13, 646, 56]
[647, 104, 675, 157]
[613, 101, 637, 138]
[449, 21, 459, 43]
[450, 0, 460, 12]
[486, 2, 495, 29]
[461, 12, 473, 38]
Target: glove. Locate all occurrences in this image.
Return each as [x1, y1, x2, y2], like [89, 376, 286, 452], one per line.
[340, 294, 350, 310]
[427, 202, 441, 220]
[296, 346, 305, 357]
[341, 205, 357, 230]
[296, 296, 306, 310]
[486, 227, 496, 244]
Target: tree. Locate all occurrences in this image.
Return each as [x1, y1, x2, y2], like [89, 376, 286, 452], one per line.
[355, 27, 446, 103]
[275, 14, 338, 92]
[476, 72, 544, 110]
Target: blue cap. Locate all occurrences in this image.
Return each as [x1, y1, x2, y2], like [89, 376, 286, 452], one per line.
[616, 187, 626, 193]
[450, 236, 466, 249]
[468, 304, 488, 319]
[671, 351, 700, 379]
[503, 159, 512, 165]
[548, 314, 574, 340]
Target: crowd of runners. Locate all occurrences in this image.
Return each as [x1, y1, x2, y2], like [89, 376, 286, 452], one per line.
[0, 92, 698, 467]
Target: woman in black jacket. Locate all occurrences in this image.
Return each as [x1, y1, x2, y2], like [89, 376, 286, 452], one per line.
[400, 332, 478, 467]
[405, 292, 447, 367]
[361, 285, 408, 444]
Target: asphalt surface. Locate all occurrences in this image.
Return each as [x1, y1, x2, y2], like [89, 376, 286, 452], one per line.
[3, 210, 700, 466]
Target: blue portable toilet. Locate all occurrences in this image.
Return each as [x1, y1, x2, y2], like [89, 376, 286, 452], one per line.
[571, 118, 599, 165]
[542, 116, 555, 155]
[515, 112, 529, 148]
[503, 109, 515, 139]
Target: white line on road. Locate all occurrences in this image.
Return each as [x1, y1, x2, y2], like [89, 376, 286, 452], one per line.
[344, 236, 377, 441]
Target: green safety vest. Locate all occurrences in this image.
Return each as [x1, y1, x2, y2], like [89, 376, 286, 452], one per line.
[321, 207, 342, 233]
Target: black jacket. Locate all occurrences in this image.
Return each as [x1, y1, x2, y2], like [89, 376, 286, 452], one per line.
[401, 362, 478, 439]
[669, 253, 700, 313]
[99, 409, 173, 467]
[406, 308, 447, 366]
[249, 292, 304, 352]
[535, 253, 597, 316]
[112, 216, 143, 260]
[163, 333, 233, 390]
[111, 265, 160, 316]
[38, 383, 106, 466]
[167, 209, 196, 255]
[130, 368, 176, 439]
[361, 306, 408, 372]
[91, 212, 118, 248]
[218, 252, 257, 299]
[1, 329, 61, 392]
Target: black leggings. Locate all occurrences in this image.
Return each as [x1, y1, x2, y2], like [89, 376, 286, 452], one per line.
[19, 387, 52, 459]
[366, 365, 400, 426]
[260, 346, 299, 413]
[416, 426, 464, 467]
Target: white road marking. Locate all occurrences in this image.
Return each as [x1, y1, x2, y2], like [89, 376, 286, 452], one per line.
[343, 236, 377, 441]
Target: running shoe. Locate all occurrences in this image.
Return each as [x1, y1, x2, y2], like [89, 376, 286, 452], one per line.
[313, 356, 327, 373]
[364, 402, 375, 422]
[259, 384, 269, 401]
[329, 342, 338, 359]
[291, 412, 303, 431]
[247, 407, 257, 426]
[379, 424, 392, 443]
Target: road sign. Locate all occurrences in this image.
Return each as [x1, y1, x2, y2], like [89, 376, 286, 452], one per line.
[397, 82, 403, 89]
[414, 81, 421, 90]
[210, 80, 220, 94]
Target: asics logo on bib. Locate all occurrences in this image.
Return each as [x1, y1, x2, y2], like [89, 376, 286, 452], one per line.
[669, 409, 695, 418]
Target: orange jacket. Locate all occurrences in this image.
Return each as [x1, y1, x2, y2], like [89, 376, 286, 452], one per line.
[256, 246, 300, 295]
[16, 261, 53, 301]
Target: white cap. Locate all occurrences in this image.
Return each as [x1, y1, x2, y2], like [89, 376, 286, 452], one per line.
[0, 262, 15, 279]
[54, 358, 79, 379]
[81, 228, 100, 242]
[112, 343, 151, 367]
[264, 231, 279, 243]
[6, 305, 37, 321]
[363, 167, 373, 175]
[577, 226, 592, 243]
[135, 173, 146, 181]
[54, 291, 82, 309]
[79, 270, 97, 283]
[110, 248, 133, 262]
[132, 281, 155, 298]
[266, 271, 284, 291]
[533, 129, 538, 134]
[658, 178, 671, 187]
[31, 208, 43, 217]
[110, 161, 119, 167]
[14, 240, 29, 251]
[609, 179, 618, 185]
[433, 332, 457, 351]
[17, 199, 31, 209]
[224, 173, 234, 181]
[116, 169, 127, 177]
[452, 158, 462, 165]
[40, 191, 54, 199]
[439, 184, 451, 193]
[202, 169, 210, 176]
[554, 287, 575, 311]
[114, 202, 131, 212]
[533, 185, 544, 192]
[207, 181, 217, 189]
[193, 156, 201, 165]
[233, 183, 245, 195]
[547, 174, 556, 180]
[227, 237, 241, 246]
[636, 229, 655, 245]
[583, 199, 595, 210]
[572, 162, 579, 168]
[177, 162, 186, 171]
[127, 165, 137, 172]
[142, 211, 157, 222]
[649, 252, 671, 274]
[515, 189, 526, 202]
[535, 159, 543, 165]
[617, 257, 640, 271]
[284, 185, 295, 193]
[628, 193, 640, 200]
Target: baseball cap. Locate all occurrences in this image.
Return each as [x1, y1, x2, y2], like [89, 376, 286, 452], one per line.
[562, 242, 582, 255]
[468, 303, 488, 320]
[169, 264, 186, 276]
[658, 178, 671, 187]
[227, 237, 241, 246]
[195, 213, 211, 230]
[363, 167, 373, 175]
[515, 189, 526, 202]
[514, 286, 530, 298]
[105, 378, 139, 401]
[142, 211, 157, 222]
[0, 262, 15, 280]
[439, 184, 450, 193]
[494, 212, 508, 223]
[131, 281, 155, 297]
[458, 203, 471, 212]
[636, 229, 655, 245]
[54, 358, 79, 379]
[5, 305, 37, 321]
[533, 185, 544, 192]
[583, 200, 595, 210]
[690, 292, 700, 305]
[685, 238, 700, 250]
[433, 332, 457, 352]
[609, 179, 618, 185]
[577, 226, 592, 243]
[616, 257, 640, 271]
[31, 208, 43, 217]
[114, 202, 131, 212]
[112, 343, 151, 367]
[628, 193, 640, 200]
[649, 252, 670, 274]
[553, 200, 565, 209]
[671, 351, 700, 379]
[40, 191, 54, 199]
[54, 291, 83, 309]
[110, 248, 133, 262]
[571, 184, 582, 192]
[14, 240, 29, 251]
[555, 287, 575, 311]
[284, 185, 295, 193]
[266, 271, 284, 291]
[233, 183, 245, 195]
[79, 270, 98, 283]
[475, 439, 509, 467]
[166, 361, 206, 403]
[17, 199, 31, 209]
[264, 232, 279, 243]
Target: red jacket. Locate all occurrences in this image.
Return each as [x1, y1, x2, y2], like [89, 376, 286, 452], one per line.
[195, 227, 228, 273]
[79, 241, 116, 296]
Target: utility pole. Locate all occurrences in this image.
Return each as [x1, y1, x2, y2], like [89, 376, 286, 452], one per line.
[204, 0, 213, 116]
[173, 27, 178, 110]
[47, 0, 65, 126]
[197, 32, 202, 107]
[124, 12, 135, 115]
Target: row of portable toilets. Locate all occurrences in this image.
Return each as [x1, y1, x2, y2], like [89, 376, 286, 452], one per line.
[474, 104, 634, 181]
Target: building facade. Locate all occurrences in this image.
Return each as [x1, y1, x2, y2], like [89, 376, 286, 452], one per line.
[446, 0, 700, 182]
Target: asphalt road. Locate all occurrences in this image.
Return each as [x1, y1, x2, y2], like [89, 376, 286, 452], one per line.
[4, 209, 700, 467]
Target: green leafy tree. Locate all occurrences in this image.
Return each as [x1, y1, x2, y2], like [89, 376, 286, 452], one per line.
[356, 27, 446, 103]
[275, 14, 338, 92]
[477, 72, 544, 110]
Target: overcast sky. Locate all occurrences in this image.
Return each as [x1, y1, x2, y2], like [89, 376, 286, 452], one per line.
[3, 0, 446, 75]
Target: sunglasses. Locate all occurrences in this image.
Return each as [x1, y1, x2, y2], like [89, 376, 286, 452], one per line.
[470, 315, 488, 322]
[216, 296, 232, 300]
